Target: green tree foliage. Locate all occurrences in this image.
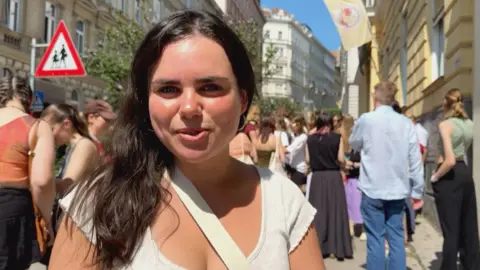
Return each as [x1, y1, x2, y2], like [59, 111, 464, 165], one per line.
[83, 11, 144, 109]
[255, 97, 303, 118]
[228, 19, 278, 89]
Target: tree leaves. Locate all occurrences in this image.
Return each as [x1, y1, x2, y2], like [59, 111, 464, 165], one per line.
[82, 11, 144, 109]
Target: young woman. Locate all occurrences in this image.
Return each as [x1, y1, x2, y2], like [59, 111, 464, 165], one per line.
[285, 116, 308, 188]
[39, 104, 100, 265]
[41, 104, 99, 196]
[307, 112, 353, 261]
[49, 11, 324, 270]
[431, 88, 479, 270]
[0, 76, 56, 269]
[82, 99, 117, 158]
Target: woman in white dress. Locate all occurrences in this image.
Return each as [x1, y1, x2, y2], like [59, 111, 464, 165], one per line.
[48, 10, 324, 270]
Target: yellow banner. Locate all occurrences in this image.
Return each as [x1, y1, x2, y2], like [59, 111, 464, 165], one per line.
[324, 0, 373, 50]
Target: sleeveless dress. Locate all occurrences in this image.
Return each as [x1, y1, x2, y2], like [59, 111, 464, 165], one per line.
[307, 132, 353, 259]
[59, 166, 316, 269]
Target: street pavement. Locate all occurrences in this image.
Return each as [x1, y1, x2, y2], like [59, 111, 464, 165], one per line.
[325, 215, 443, 270]
[30, 216, 442, 270]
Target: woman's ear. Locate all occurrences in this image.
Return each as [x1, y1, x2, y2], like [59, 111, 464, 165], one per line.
[240, 89, 248, 115]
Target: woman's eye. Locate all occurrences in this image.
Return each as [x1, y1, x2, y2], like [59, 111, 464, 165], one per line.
[200, 84, 222, 92]
[158, 86, 179, 94]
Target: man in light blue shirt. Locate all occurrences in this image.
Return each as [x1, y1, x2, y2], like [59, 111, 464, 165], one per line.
[349, 82, 424, 270]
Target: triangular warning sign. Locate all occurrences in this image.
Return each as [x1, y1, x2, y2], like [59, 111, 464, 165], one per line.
[35, 20, 87, 77]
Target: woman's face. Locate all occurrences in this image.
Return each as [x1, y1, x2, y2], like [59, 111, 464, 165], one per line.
[88, 114, 111, 135]
[43, 117, 72, 146]
[333, 116, 341, 128]
[148, 35, 248, 164]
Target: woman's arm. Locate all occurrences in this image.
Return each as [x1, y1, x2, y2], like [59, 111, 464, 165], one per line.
[49, 217, 98, 269]
[431, 121, 455, 181]
[289, 226, 326, 270]
[337, 139, 346, 166]
[30, 121, 56, 228]
[57, 139, 98, 194]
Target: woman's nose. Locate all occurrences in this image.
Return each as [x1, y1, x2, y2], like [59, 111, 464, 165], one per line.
[179, 89, 202, 119]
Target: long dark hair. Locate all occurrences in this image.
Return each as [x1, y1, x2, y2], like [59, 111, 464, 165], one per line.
[40, 104, 91, 139]
[69, 10, 256, 269]
[259, 117, 275, 143]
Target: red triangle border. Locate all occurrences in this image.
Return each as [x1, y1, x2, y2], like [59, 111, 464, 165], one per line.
[35, 20, 87, 77]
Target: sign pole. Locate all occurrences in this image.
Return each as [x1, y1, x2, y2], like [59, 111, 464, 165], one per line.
[29, 38, 36, 92]
[30, 38, 50, 91]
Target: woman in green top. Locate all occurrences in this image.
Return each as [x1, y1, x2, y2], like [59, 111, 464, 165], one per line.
[430, 88, 479, 270]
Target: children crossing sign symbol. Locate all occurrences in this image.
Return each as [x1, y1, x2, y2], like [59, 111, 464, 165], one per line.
[35, 20, 86, 77]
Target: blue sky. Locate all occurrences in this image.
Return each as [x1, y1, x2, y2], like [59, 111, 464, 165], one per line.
[261, 0, 341, 51]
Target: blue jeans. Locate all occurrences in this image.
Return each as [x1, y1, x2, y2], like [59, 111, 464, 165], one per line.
[361, 194, 406, 270]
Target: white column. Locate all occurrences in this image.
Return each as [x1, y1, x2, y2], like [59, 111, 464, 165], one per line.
[473, 0, 480, 232]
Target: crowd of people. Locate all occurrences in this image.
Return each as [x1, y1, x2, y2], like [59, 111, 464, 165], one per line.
[0, 10, 477, 270]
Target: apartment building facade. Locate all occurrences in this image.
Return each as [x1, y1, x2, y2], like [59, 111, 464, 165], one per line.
[355, 0, 478, 230]
[262, 8, 340, 110]
[214, 0, 264, 26]
[0, 0, 221, 111]
[0, 0, 113, 109]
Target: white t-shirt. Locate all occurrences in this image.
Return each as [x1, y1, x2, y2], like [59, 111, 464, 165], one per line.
[286, 133, 308, 174]
[274, 130, 290, 147]
[59, 166, 316, 270]
[415, 123, 428, 147]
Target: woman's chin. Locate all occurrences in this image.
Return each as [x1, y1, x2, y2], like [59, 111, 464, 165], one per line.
[173, 148, 215, 164]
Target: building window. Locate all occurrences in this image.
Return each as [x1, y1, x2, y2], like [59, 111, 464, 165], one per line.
[432, 17, 445, 80]
[400, 12, 408, 104]
[264, 30, 270, 39]
[135, 0, 142, 24]
[2, 68, 12, 77]
[4, 0, 20, 32]
[275, 65, 284, 75]
[75, 20, 85, 54]
[365, 0, 375, 8]
[153, 0, 162, 22]
[278, 31, 282, 40]
[277, 47, 284, 57]
[44, 2, 56, 42]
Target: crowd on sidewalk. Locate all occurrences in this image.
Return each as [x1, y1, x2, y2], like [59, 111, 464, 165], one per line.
[0, 10, 478, 270]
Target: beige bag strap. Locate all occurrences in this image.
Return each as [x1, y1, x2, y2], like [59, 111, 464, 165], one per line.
[167, 168, 250, 270]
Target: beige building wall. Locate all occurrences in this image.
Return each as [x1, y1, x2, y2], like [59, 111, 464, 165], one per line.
[368, 0, 475, 229]
[372, 0, 473, 116]
[0, 0, 120, 110]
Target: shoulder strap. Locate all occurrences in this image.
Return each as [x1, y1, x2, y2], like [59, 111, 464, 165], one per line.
[167, 168, 250, 270]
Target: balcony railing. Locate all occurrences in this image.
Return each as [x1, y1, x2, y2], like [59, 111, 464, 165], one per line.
[0, 25, 30, 53]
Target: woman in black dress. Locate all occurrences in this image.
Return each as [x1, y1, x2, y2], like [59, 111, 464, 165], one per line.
[307, 112, 353, 260]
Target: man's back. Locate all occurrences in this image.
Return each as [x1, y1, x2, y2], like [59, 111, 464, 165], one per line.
[349, 105, 424, 200]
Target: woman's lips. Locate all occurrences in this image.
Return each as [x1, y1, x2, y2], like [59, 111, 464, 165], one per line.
[176, 128, 209, 143]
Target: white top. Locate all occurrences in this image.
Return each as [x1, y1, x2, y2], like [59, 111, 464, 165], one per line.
[274, 130, 290, 147]
[59, 166, 316, 270]
[286, 133, 308, 174]
[415, 123, 428, 147]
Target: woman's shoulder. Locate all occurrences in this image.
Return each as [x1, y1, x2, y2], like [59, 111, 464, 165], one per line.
[256, 166, 316, 252]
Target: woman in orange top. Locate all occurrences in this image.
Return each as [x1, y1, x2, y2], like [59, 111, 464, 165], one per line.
[0, 76, 56, 270]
